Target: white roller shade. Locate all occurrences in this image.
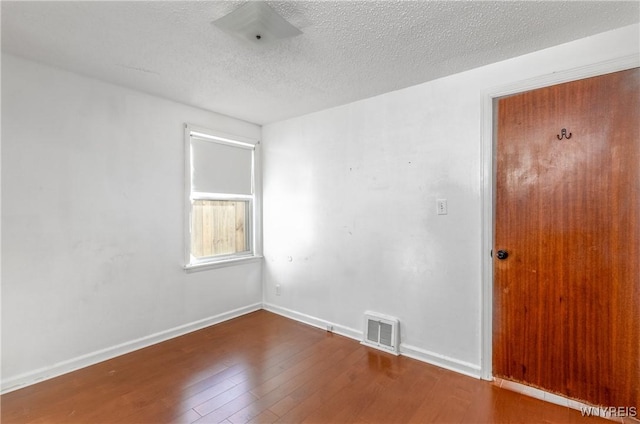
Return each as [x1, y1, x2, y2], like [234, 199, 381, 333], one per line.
[191, 137, 254, 195]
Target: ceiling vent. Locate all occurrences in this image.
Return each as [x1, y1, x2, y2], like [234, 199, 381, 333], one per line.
[362, 312, 400, 355]
[212, 2, 302, 44]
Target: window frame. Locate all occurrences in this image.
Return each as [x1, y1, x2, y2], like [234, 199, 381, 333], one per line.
[183, 124, 262, 272]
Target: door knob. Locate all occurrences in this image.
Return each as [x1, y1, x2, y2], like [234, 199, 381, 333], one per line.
[496, 250, 509, 260]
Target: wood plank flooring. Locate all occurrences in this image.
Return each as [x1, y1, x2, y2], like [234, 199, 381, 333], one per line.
[1, 310, 612, 423]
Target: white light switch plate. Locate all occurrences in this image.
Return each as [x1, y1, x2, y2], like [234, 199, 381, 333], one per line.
[437, 199, 448, 215]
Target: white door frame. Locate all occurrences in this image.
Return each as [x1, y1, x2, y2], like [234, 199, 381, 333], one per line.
[479, 54, 640, 380]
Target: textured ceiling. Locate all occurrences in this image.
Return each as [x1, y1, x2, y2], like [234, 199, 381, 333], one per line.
[2, 1, 639, 125]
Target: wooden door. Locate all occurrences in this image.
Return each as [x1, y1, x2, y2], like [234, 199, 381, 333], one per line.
[493, 68, 639, 409]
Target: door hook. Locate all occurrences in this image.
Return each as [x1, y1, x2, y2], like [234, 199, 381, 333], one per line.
[557, 128, 572, 140]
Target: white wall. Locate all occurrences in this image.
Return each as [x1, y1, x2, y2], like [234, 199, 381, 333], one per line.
[1, 54, 263, 391]
[262, 24, 639, 375]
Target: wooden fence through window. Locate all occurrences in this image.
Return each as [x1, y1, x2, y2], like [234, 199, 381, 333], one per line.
[191, 200, 247, 258]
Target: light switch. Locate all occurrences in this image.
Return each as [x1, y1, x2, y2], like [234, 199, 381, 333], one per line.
[437, 199, 448, 215]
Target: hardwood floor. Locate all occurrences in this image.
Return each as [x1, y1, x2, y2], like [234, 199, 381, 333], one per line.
[1, 310, 612, 423]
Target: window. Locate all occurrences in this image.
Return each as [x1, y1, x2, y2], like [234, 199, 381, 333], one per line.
[184, 125, 259, 270]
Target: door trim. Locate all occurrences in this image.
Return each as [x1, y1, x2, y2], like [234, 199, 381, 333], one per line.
[479, 54, 640, 381]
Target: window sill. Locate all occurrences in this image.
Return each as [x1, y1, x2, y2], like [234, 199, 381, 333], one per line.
[184, 255, 263, 273]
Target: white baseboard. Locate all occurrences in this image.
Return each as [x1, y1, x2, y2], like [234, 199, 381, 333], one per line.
[263, 303, 481, 379]
[3, 303, 483, 394]
[400, 343, 481, 379]
[1, 303, 262, 394]
[262, 303, 362, 341]
[494, 378, 640, 422]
